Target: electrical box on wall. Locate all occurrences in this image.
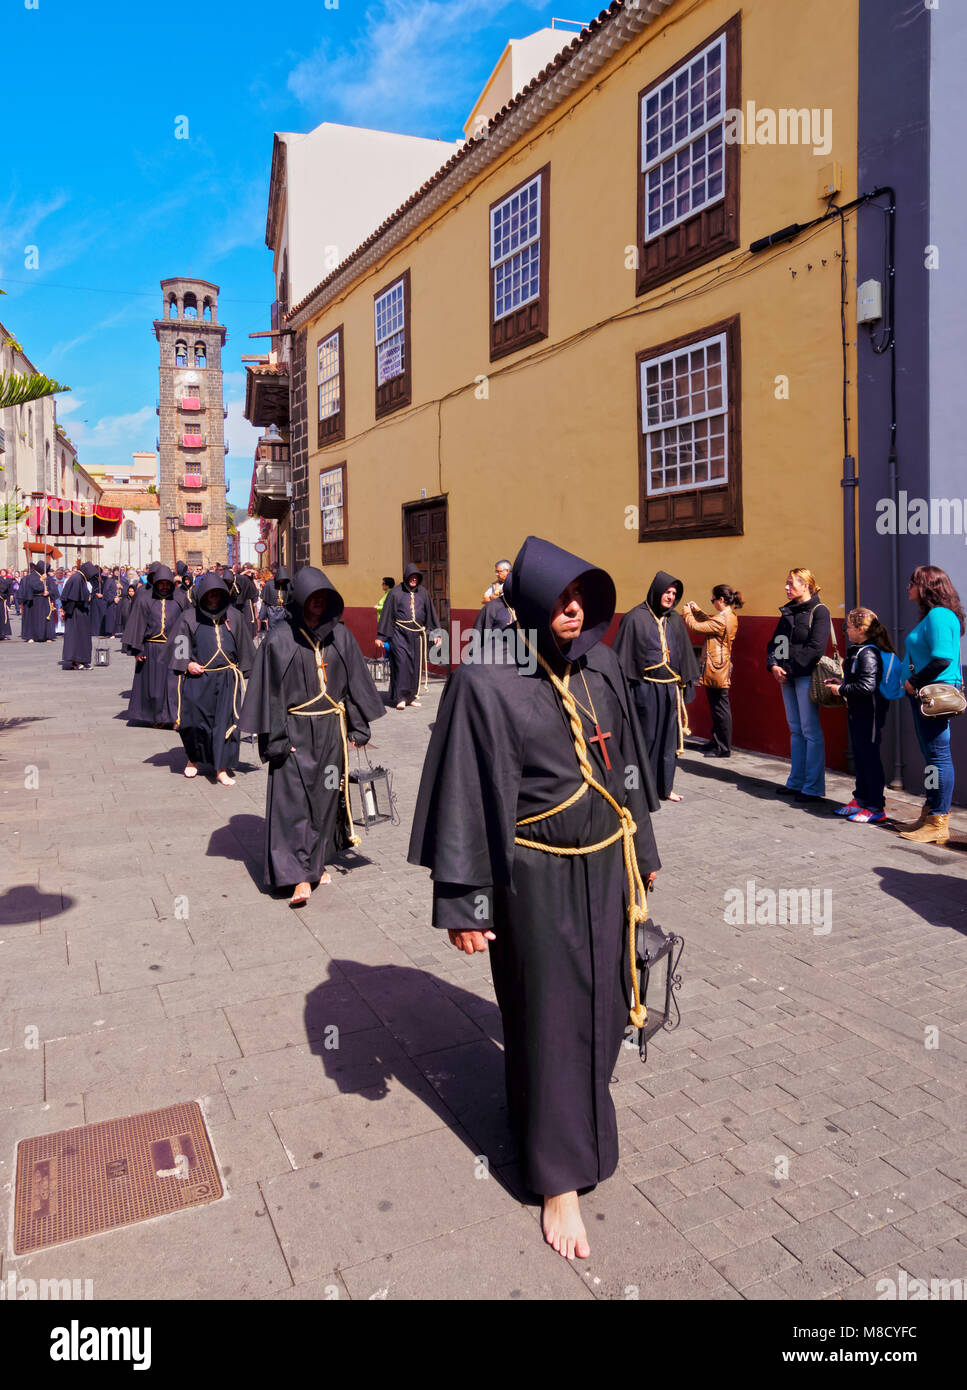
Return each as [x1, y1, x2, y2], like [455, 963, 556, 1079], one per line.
[817, 162, 843, 199]
[857, 279, 883, 325]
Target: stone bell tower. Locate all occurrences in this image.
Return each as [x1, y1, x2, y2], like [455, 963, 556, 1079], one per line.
[154, 278, 228, 569]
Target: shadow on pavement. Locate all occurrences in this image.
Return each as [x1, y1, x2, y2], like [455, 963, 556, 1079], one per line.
[204, 814, 264, 889]
[305, 962, 529, 1203]
[873, 866, 967, 935]
[0, 884, 74, 925]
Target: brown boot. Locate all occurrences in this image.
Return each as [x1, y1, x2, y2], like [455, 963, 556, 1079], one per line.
[899, 813, 950, 845]
[895, 800, 931, 833]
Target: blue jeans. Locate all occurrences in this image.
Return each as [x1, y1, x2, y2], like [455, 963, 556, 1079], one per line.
[910, 694, 958, 814]
[781, 676, 826, 795]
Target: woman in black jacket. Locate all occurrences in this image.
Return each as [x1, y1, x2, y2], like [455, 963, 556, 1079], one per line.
[824, 608, 893, 823]
[766, 568, 832, 802]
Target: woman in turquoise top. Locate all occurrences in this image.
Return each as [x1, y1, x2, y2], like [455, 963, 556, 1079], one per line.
[897, 565, 965, 843]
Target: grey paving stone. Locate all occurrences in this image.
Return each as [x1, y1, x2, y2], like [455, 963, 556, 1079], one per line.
[208, 1112, 294, 1188]
[225, 984, 381, 1056]
[893, 1202, 967, 1247]
[712, 1236, 800, 1291]
[714, 1200, 797, 1250]
[773, 1176, 857, 1221]
[887, 1169, 965, 1212]
[260, 1126, 512, 1279]
[834, 1226, 921, 1276]
[773, 1251, 861, 1299]
[834, 1191, 917, 1235]
[340, 1209, 594, 1301]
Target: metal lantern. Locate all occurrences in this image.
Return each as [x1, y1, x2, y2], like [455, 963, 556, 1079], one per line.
[630, 918, 685, 1063]
[347, 747, 395, 831]
[367, 656, 391, 686]
[93, 644, 111, 667]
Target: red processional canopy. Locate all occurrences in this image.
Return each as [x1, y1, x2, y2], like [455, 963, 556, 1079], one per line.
[26, 496, 124, 540]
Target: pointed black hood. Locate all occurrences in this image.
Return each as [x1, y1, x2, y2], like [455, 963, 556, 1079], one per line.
[80, 563, 97, 581]
[34, 561, 47, 574]
[402, 562, 424, 588]
[288, 567, 344, 638]
[151, 564, 175, 598]
[273, 566, 290, 587]
[193, 573, 230, 621]
[645, 571, 684, 616]
[510, 535, 615, 669]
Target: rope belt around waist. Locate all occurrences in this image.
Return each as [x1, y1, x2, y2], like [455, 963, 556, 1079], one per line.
[640, 665, 690, 756]
[513, 640, 650, 1030]
[286, 694, 361, 849]
[146, 635, 169, 643]
[176, 653, 245, 740]
[394, 618, 429, 694]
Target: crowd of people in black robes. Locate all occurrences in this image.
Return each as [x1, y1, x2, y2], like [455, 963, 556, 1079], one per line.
[3, 539, 751, 1266]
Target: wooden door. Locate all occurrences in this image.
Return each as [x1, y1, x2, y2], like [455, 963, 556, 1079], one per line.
[403, 498, 449, 632]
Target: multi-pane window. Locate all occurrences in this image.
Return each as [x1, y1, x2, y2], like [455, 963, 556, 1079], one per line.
[186, 501, 202, 514]
[318, 334, 341, 418]
[187, 550, 203, 565]
[636, 17, 739, 295]
[491, 175, 541, 319]
[642, 36, 724, 240]
[373, 272, 411, 418]
[641, 333, 727, 495]
[375, 280, 405, 387]
[319, 463, 347, 564]
[636, 317, 741, 542]
[488, 165, 550, 361]
[317, 325, 346, 445]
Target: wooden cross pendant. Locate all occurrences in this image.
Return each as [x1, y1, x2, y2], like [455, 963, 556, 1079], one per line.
[589, 723, 612, 770]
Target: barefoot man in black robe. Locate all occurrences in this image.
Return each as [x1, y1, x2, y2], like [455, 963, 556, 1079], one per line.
[613, 571, 700, 803]
[377, 563, 439, 710]
[240, 568, 384, 906]
[409, 536, 661, 1260]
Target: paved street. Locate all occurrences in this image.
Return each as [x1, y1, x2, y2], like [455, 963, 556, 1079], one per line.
[2, 631, 967, 1302]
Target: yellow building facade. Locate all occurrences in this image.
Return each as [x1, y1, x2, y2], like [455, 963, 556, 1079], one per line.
[288, 0, 862, 758]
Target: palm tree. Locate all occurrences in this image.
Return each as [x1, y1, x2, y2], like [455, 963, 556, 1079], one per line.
[1, 295, 71, 539]
[0, 369, 70, 409]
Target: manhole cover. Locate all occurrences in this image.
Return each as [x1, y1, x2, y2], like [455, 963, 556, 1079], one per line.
[13, 1101, 222, 1254]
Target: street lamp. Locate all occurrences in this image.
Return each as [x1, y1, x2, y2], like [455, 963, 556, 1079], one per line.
[167, 514, 179, 568]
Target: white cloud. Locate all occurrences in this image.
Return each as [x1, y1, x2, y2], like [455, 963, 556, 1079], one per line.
[287, 0, 549, 132]
[68, 406, 157, 462]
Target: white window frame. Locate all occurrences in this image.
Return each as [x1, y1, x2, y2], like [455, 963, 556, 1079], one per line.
[640, 330, 728, 497]
[319, 466, 345, 544]
[317, 332, 341, 419]
[375, 279, 406, 386]
[641, 33, 726, 242]
[490, 173, 542, 321]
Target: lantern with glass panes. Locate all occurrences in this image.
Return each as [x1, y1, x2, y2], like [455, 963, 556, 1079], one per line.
[93, 644, 111, 667]
[347, 746, 395, 831]
[367, 655, 391, 685]
[628, 903, 684, 1063]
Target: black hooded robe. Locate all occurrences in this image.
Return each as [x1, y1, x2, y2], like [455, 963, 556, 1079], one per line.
[377, 563, 440, 704]
[409, 536, 661, 1197]
[0, 577, 12, 639]
[240, 568, 385, 889]
[21, 565, 53, 642]
[60, 565, 95, 667]
[115, 586, 138, 634]
[232, 572, 260, 639]
[473, 591, 515, 634]
[613, 572, 701, 800]
[168, 575, 256, 773]
[122, 568, 180, 724]
[260, 568, 290, 630]
[95, 573, 118, 636]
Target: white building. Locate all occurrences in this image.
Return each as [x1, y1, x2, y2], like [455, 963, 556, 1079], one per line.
[0, 322, 58, 571]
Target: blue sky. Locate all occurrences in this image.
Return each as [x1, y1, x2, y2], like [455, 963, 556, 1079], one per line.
[1, 0, 568, 503]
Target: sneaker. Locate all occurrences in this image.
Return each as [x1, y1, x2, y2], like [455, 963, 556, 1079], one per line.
[834, 798, 861, 817]
[848, 808, 886, 823]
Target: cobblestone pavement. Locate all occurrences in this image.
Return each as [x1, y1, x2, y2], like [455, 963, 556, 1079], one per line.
[2, 632, 967, 1301]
